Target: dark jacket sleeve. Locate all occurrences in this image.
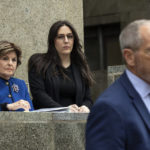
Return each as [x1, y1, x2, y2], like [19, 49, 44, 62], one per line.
[86, 101, 125, 150]
[82, 85, 93, 109]
[28, 69, 62, 109]
[71, 64, 93, 109]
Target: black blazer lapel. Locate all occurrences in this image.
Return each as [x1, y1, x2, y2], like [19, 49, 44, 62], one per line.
[51, 76, 60, 103]
[120, 72, 150, 131]
[46, 66, 60, 103]
[71, 64, 82, 106]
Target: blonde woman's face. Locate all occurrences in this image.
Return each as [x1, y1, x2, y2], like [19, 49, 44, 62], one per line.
[0, 51, 17, 80]
[54, 25, 74, 58]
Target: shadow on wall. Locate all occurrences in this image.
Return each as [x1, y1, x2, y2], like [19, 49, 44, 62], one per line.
[91, 65, 126, 103]
[91, 70, 107, 102]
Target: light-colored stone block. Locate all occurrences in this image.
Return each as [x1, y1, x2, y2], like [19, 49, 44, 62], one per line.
[107, 65, 126, 86]
[0, 112, 88, 150]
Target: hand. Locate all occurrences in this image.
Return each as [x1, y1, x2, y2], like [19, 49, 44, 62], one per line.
[69, 104, 79, 113]
[78, 105, 90, 113]
[7, 100, 31, 111]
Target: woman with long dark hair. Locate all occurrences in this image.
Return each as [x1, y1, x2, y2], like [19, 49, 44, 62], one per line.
[28, 20, 93, 112]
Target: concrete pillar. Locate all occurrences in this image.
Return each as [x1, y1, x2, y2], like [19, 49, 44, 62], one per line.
[0, 112, 88, 150]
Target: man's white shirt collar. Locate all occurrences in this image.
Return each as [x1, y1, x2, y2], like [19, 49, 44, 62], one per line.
[126, 69, 150, 99]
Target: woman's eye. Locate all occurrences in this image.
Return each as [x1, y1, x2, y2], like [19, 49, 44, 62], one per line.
[1, 57, 8, 60]
[12, 58, 17, 62]
[56, 34, 74, 40]
[57, 35, 64, 39]
[67, 35, 73, 39]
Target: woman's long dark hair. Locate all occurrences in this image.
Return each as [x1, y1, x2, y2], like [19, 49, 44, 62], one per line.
[28, 20, 94, 86]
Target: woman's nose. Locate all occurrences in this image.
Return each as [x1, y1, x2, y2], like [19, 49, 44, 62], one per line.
[8, 59, 13, 65]
[64, 36, 69, 42]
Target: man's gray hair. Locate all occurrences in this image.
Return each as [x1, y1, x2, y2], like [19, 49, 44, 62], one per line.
[119, 19, 150, 52]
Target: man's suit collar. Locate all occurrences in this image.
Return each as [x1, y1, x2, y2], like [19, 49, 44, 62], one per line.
[119, 72, 150, 131]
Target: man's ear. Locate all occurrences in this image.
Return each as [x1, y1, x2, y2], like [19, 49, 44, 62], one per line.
[123, 49, 135, 67]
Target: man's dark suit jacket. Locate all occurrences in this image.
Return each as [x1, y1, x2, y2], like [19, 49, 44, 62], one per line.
[28, 64, 93, 109]
[86, 72, 150, 150]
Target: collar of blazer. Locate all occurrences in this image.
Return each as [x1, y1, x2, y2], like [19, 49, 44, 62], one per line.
[120, 72, 150, 132]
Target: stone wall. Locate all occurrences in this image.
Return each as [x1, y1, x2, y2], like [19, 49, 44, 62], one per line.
[0, 112, 88, 150]
[83, 0, 150, 99]
[91, 70, 107, 102]
[107, 65, 126, 86]
[91, 66, 126, 101]
[0, 0, 84, 83]
[84, 0, 150, 28]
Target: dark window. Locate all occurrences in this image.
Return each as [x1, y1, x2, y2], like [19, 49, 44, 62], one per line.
[84, 23, 122, 70]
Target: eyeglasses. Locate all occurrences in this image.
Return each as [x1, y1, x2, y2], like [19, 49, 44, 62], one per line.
[56, 34, 74, 41]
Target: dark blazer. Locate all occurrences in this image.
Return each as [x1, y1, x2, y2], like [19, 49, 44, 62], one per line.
[28, 64, 93, 109]
[0, 77, 34, 111]
[86, 72, 150, 150]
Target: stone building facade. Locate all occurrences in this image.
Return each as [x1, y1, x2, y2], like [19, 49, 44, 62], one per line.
[83, 0, 150, 100]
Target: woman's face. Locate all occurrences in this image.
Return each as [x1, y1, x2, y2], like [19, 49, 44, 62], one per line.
[54, 25, 74, 58]
[0, 51, 17, 80]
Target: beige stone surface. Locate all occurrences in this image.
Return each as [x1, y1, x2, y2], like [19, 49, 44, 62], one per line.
[0, 0, 83, 82]
[0, 112, 88, 150]
[84, 0, 150, 26]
